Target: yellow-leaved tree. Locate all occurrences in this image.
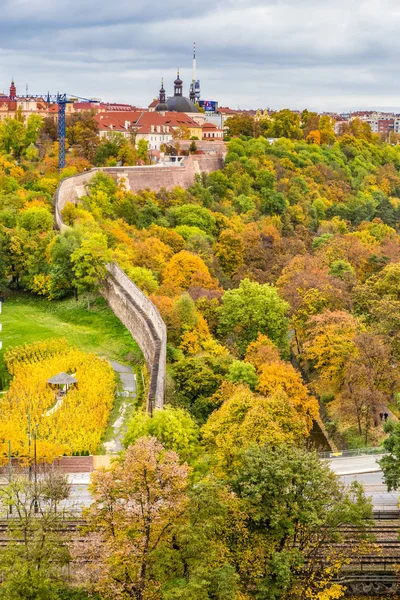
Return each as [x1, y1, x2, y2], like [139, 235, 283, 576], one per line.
[202, 383, 312, 472]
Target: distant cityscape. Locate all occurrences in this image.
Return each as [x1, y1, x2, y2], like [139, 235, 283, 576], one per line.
[1, 44, 400, 158]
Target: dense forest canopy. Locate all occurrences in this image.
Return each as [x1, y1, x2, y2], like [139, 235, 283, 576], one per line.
[2, 109, 400, 598]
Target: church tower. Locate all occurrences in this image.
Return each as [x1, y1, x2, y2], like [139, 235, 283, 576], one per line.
[174, 69, 183, 97]
[159, 78, 166, 104]
[9, 80, 16, 100]
[155, 78, 168, 112]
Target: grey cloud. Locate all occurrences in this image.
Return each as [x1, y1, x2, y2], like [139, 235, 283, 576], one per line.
[1, 0, 400, 110]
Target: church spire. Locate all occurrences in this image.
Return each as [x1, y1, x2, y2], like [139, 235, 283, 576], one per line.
[159, 78, 166, 104]
[174, 68, 183, 97]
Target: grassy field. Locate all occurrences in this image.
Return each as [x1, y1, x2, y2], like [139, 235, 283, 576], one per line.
[0, 293, 143, 389]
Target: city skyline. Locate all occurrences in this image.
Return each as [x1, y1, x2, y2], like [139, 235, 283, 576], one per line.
[1, 0, 400, 111]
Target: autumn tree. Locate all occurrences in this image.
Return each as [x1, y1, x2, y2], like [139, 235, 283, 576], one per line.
[124, 407, 200, 462]
[256, 360, 319, 431]
[228, 445, 372, 599]
[303, 310, 360, 394]
[213, 229, 244, 278]
[245, 333, 281, 370]
[331, 333, 397, 444]
[162, 250, 219, 292]
[225, 114, 258, 138]
[319, 115, 336, 145]
[218, 278, 289, 355]
[71, 233, 111, 309]
[202, 384, 311, 471]
[269, 109, 303, 140]
[306, 130, 321, 145]
[301, 110, 320, 137]
[76, 438, 190, 600]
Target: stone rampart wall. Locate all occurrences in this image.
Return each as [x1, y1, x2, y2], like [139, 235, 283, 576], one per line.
[53, 154, 223, 410]
[54, 169, 99, 230]
[105, 155, 224, 193]
[102, 264, 166, 409]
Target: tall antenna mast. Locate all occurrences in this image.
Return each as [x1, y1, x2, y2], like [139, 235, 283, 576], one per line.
[192, 41, 197, 84]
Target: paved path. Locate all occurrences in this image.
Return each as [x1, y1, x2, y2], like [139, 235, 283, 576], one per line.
[103, 361, 136, 454]
[328, 454, 399, 510]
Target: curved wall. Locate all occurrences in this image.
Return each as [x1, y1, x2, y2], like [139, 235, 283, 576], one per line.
[53, 155, 223, 410]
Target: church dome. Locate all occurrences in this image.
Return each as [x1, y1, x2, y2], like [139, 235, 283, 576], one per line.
[166, 96, 199, 113]
[156, 102, 169, 112]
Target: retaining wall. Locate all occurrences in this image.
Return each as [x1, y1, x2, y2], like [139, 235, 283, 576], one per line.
[53, 154, 223, 410]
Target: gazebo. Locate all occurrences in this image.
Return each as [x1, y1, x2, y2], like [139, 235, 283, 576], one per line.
[47, 372, 78, 396]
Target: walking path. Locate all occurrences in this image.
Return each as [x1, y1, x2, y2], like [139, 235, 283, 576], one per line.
[103, 360, 137, 454]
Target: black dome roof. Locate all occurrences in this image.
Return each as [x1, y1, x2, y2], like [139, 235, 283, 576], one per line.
[166, 96, 199, 113]
[155, 102, 169, 112]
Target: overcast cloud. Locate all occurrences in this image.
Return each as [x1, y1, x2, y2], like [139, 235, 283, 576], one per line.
[1, 0, 400, 111]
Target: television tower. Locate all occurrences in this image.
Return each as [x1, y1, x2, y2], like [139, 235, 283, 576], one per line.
[190, 42, 201, 103]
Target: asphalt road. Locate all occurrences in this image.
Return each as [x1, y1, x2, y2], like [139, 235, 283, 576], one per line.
[9, 454, 393, 513]
[328, 454, 399, 510]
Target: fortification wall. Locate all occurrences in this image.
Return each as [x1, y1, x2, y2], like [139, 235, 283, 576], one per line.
[105, 155, 224, 193]
[102, 264, 166, 410]
[53, 154, 223, 410]
[54, 169, 99, 230]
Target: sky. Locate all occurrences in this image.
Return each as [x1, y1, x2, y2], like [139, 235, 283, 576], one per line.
[1, 0, 400, 112]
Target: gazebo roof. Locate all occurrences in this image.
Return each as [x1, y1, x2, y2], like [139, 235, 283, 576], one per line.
[47, 372, 78, 385]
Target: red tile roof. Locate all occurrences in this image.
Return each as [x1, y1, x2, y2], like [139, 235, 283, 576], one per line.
[95, 110, 201, 133]
[202, 122, 223, 132]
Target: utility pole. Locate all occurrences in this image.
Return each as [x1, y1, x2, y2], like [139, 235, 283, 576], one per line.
[27, 413, 32, 481]
[8, 440, 12, 515]
[34, 424, 38, 514]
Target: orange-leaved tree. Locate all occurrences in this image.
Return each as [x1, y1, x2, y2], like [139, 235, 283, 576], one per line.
[74, 437, 190, 600]
[162, 250, 219, 292]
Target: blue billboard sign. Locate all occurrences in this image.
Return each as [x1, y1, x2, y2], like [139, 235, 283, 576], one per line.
[199, 100, 218, 113]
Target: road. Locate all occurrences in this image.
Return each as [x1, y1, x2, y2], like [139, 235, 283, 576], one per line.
[328, 454, 399, 510]
[27, 454, 397, 513]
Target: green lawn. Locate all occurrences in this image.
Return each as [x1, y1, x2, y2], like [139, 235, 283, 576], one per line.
[0, 293, 143, 389]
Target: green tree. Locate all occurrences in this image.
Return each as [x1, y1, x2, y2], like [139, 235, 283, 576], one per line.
[225, 114, 258, 138]
[24, 114, 43, 147]
[0, 118, 25, 156]
[71, 233, 111, 309]
[124, 406, 200, 461]
[379, 421, 400, 491]
[48, 229, 82, 299]
[137, 139, 149, 164]
[167, 204, 217, 236]
[229, 445, 372, 599]
[226, 360, 258, 390]
[218, 278, 289, 355]
[172, 357, 224, 423]
[159, 479, 239, 599]
[0, 471, 71, 600]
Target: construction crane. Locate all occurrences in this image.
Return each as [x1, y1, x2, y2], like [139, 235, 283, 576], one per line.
[17, 93, 98, 171]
